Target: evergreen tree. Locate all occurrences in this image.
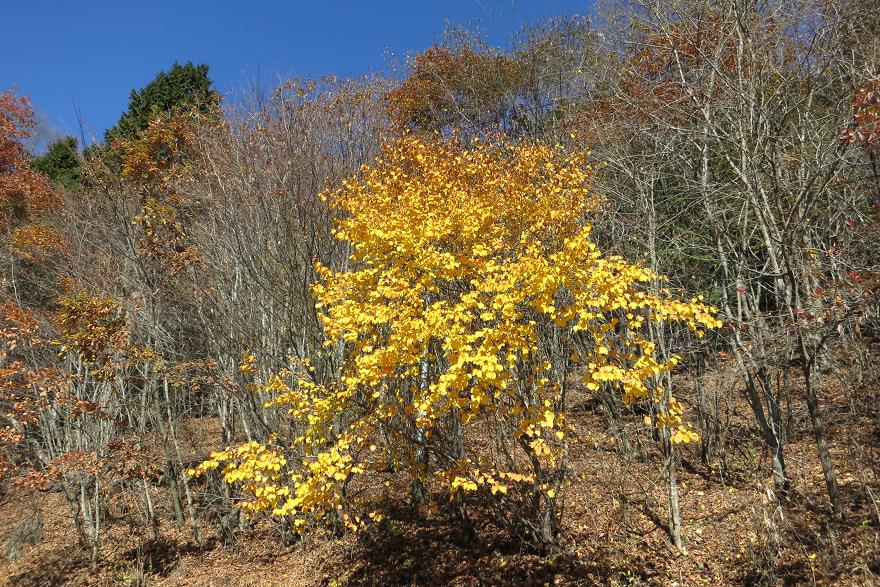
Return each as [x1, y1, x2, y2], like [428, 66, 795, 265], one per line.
[104, 61, 217, 145]
[31, 136, 81, 190]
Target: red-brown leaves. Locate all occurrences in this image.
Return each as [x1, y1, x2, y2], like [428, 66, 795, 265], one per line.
[9, 223, 69, 263]
[0, 90, 60, 226]
[115, 110, 203, 272]
[0, 90, 34, 163]
[839, 78, 880, 154]
[385, 45, 528, 132]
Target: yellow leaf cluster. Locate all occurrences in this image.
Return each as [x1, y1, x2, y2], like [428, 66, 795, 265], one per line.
[189, 440, 288, 515]
[196, 135, 720, 531]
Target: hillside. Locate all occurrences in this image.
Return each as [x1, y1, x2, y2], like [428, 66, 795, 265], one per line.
[1, 1, 879, 585]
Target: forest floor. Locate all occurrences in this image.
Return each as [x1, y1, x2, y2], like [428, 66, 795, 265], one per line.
[1, 368, 878, 586]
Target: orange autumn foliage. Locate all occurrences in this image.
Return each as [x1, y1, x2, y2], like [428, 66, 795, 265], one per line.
[0, 90, 60, 225]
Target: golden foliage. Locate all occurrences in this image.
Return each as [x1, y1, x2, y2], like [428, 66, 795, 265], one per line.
[9, 223, 69, 263]
[195, 135, 721, 534]
[115, 109, 204, 272]
[385, 45, 528, 131]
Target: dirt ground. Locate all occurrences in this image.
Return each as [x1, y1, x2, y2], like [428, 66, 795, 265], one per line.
[1, 376, 878, 586]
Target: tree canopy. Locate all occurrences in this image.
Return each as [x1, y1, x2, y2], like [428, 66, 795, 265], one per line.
[31, 136, 82, 190]
[103, 61, 217, 145]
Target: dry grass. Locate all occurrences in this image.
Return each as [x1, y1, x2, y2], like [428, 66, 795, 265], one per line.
[1, 365, 878, 586]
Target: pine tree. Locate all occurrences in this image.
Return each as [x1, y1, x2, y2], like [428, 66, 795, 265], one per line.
[31, 136, 81, 190]
[104, 61, 217, 145]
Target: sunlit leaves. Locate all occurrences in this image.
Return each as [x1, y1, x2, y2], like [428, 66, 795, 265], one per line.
[9, 223, 68, 263]
[200, 134, 720, 535]
[0, 90, 60, 226]
[115, 109, 205, 272]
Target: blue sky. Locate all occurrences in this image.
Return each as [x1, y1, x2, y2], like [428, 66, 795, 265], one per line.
[3, 1, 587, 145]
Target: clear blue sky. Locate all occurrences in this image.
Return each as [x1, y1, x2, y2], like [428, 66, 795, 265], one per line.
[3, 0, 587, 145]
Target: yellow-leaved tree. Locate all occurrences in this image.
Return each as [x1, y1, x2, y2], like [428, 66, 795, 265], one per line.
[192, 135, 721, 546]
